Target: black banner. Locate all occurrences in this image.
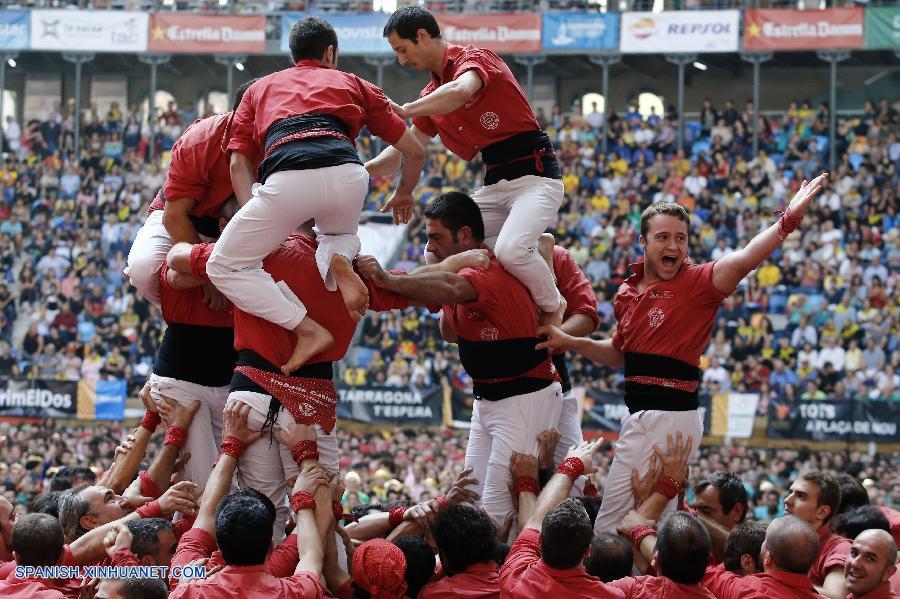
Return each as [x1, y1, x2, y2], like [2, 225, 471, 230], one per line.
[336, 384, 443, 425]
[450, 386, 474, 426]
[768, 398, 900, 443]
[0, 379, 78, 418]
[584, 389, 712, 433]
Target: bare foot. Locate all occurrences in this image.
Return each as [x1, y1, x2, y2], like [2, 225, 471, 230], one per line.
[332, 255, 368, 322]
[283, 318, 334, 374]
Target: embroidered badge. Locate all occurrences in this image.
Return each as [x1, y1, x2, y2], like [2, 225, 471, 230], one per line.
[647, 307, 665, 328]
[480, 111, 500, 130]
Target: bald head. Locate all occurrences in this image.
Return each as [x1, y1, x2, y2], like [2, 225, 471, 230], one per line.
[764, 516, 820, 574]
[845, 529, 898, 596]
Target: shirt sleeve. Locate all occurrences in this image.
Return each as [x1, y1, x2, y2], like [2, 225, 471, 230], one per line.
[689, 261, 731, 307]
[226, 83, 259, 156]
[358, 78, 408, 146]
[111, 548, 141, 567]
[607, 576, 636, 593]
[266, 534, 299, 578]
[554, 247, 600, 328]
[169, 528, 216, 590]
[412, 114, 439, 139]
[283, 572, 325, 598]
[821, 538, 851, 575]
[457, 267, 497, 308]
[452, 47, 503, 96]
[700, 564, 743, 599]
[499, 528, 541, 594]
[365, 270, 411, 312]
[163, 142, 207, 203]
[189, 243, 215, 283]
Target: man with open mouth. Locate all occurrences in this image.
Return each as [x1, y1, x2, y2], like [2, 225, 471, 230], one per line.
[537, 172, 829, 538]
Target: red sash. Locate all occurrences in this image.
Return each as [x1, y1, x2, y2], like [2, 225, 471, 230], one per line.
[235, 365, 338, 433]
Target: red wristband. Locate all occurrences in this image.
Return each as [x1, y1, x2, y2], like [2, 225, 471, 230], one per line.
[290, 440, 319, 466]
[655, 474, 683, 500]
[436, 495, 449, 510]
[388, 505, 407, 529]
[138, 470, 162, 500]
[514, 476, 539, 495]
[136, 500, 163, 519]
[140, 410, 161, 432]
[220, 436, 246, 459]
[776, 207, 803, 241]
[290, 491, 316, 513]
[629, 524, 657, 547]
[164, 426, 187, 449]
[332, 500, 344, 523]
[556, 457, 585, 482]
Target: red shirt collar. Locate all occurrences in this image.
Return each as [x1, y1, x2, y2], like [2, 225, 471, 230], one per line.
[763, 569, 819, 588]
[433, 42, 464, 86]
[817, 524, 833, 542]
[850, 582, 899, 599]
[294, 59, 328, 69]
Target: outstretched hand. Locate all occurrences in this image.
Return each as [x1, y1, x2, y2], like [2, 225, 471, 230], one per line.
[535, 325, 573, 353]
[786, 172, 829, 219]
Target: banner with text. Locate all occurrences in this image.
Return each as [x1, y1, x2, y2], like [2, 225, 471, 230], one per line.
[337, 384, 442, 425]
[0, 379, 77, 418]
[743, 8, 864, 51]
[620, 10, 739, 54]
[436, 13, 541, 53]
[542, 13, 618, 51]
[281, 12, 389, 55]
[865, 7, 900, 49]
[30, 10, 148, 52]
[149, 14, 265, 54]
[0, 11, 29, 50]
[768, 398, 900, 443]
[584, 389, 712, 433]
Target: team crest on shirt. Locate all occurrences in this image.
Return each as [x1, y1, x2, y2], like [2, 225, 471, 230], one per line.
[297, 403, 315, 418]
[480, 327, 499, 341]
[480, 112, 500, 130]
[647, 307, 665, 328]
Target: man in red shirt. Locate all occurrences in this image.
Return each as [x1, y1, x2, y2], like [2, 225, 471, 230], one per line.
[499, 439, 623, 598]
[537, 173, 829, 535]
[419, 504, 499, 598]
[369, 6, 565, 326]
[0, 496, 14, 563]
[124, 79, 256, 307]
[150, 199, 238, 493]
[209, 16, 425, 374]
[0, 513, 67, 598]
[357, 191, 564, 529]
[784, 472, 850, 598]
[702, 516, 824, 599]
[845, 529, 898, 599]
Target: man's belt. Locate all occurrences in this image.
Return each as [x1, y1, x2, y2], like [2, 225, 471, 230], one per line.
[623, 352, 700, 414]
[457, 336, 559, 401]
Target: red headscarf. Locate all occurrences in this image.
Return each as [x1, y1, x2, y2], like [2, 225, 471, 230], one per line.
[352, 538, 407, 599]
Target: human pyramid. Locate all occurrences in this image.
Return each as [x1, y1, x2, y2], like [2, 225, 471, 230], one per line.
[9, 6, 888, 599]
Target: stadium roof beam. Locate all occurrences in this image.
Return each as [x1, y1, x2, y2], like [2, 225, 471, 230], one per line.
[0, 51, 17, 149]
[62, 52, 95, 161]
[213, 55, 247, 110]
[514, 56, 546, 104]
[740, 52, 773, 156]
[816, 50, 850, 171]
[664, 53, 697, 155]
[590, 54, 622, 157]
[139, 54, 172, 162]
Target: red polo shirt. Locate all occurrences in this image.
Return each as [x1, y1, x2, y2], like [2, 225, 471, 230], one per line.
[0, 574, 66, 599]
[612, 260, 730, 366]
[420, 561, 500, 598]
[443, 259, 541, 342]
[412, 43, 541, 161]
[553, 245, 600, 353]
[227, 61, 407, 158]
[810, 526, 851, 586]
[148, 113, 236, 218]
[190, 236, 408, 367]
[879, 506, 900, 547]
[159, 264, 233, 328]
[498, 528, 624, 598]
[851, 582, 900, 598]
[702, 564, 823, 598]
[609, 575, 716, 598]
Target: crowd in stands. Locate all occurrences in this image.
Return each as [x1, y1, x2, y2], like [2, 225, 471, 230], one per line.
[358, 96, 900, 417]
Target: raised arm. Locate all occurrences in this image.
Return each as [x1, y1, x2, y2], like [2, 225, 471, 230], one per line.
[105, 387, 157, 493]
[713, 173, 827, 293]
[366, 125, 433, 178]
[145, 397, 200, 495]
[229, 151, 256, 207]
[356, 255, 476, 306]
[379, 129, 426, 225]
[290, 463, 331, 578]
[525, 439, 603, 531]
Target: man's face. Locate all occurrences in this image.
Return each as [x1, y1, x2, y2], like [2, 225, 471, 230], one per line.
[845, 531, 897, 595]
[150, 529, 178, 568]
[95, 579, 124, 599]
[81, 486, 127, 529]
[425, 218, 471, 261]
[641, 214, 689, 282]
[0, 497, 15, 559]
[387, 32, 430, 71]
[784, 480, 827, 527]
[695, 485, 742, 530]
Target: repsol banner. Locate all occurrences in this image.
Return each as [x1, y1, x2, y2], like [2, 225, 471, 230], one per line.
[584, 389, 711, 433]
[337, 384, 442, 425]
[0, 379, 77, 418]
[768, 398, 900, 443]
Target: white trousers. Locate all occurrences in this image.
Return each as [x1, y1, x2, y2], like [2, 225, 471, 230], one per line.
[226, 390, 340, 544]
[124, 211, 171, 307]
[464, 382, 563, 529]
[149, 373, 229, 494]
[206, 164, 369, 331]
[555, 388, 586, 496]
[593, 409, 703, 535]
[472, 175, 564, 313]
